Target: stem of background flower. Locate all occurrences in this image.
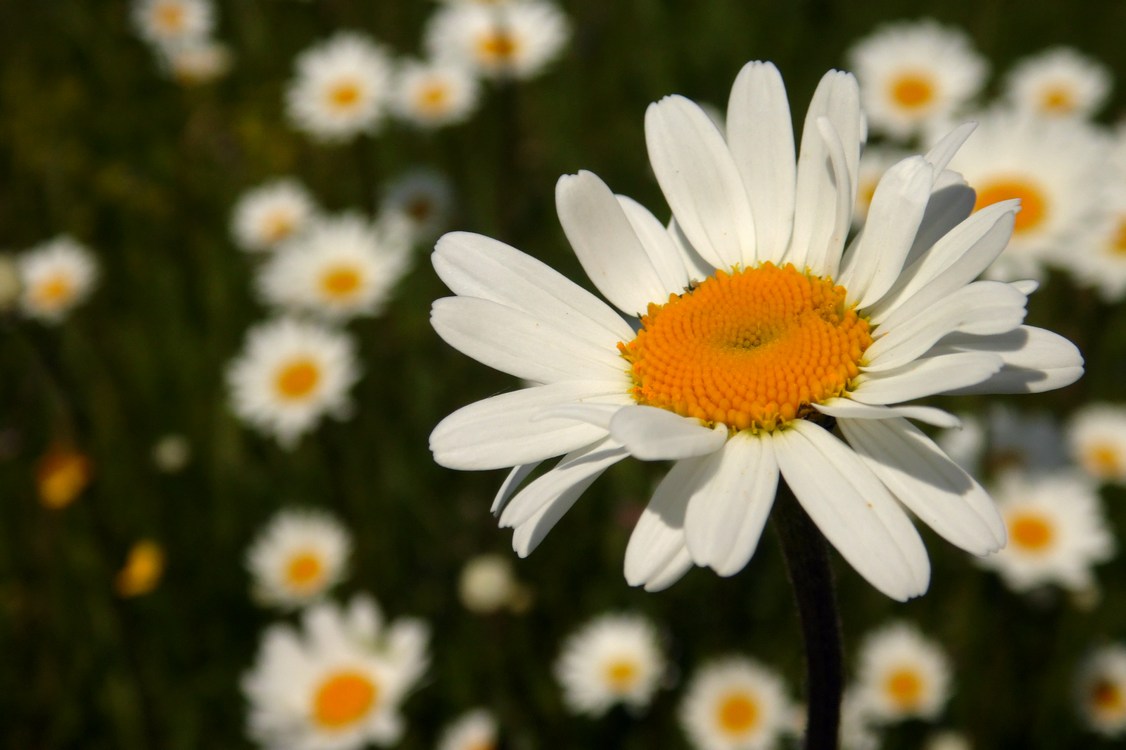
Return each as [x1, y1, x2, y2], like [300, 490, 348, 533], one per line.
[772, 480, 843, 750]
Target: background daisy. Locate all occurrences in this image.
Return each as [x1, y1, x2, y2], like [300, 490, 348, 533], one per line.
[231, 179, 318, 253]
[554, 612, 666, 716]
[246, 507, 352, 609]
[18, 235, 98, 323]
[1076, 645, 1126, 737]
[853, 622, 952, 724]
[424, 1, 570, 80]
[679, 656, 791, 750]
[1002, 47, 1112, 120]
[1066, 404, 1126, 485]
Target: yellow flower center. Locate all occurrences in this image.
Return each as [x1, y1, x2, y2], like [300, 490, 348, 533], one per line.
[116, 540, 165, 597]
[284, 550, 325, 590]
[889, 72, 936, 110]
[1008, 512, 1054, 552]
[406, 196, 434, 222]
[36, 447, 92, 509]
[154, 2, 186, 32]
[275, 359, 322, 400]
[716, 691, 760, 736]
[603, 658, 639, 692]
[1093, 678, 1125, 714]
[320, 266, 363, 300]
[974, 177, 1048, 235]
[885, 667, 924, 710]
[313, 671, 379, 729]
[328, 81, 362, 110]
[1040, 86, 1076, 113]
[1082, 442, 1122, 478]
[33, 274, 75, 310]
[618, 263, 871, 433]
[478, 31, 517, 63]
[417, 82, 451, 113]
[263, 212, 296, 244]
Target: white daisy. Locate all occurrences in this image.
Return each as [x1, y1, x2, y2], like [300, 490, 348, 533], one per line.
[1076, 644, 1126, 737]
[853, 621, 951, 723]
[1061, 138, 1126, 301]
[429, 61, 1083, 600]
[132, 0, 214, 49]
[151, 433, 191, 473]
[554, 613, 666, 716]
[424, 1, 570, 81]
[1067, 404, 1126, 484]
[458, 553, 528, 614]
[162, 38, 232, 85]
[943, 108, 1108, 281]
[231, 179, 318, 253]
[379, 168, 456, 243]
[242, 595, 429, 750]
[391, 59, 481, 129]
[853, 145, 908, 229]
[227, 317, 360, 448]
[18, 235, 98, 323]
[679, 656, 790, 750]
[436, 709, 498, 750]
[847, 19, 987, 139]
[286, 32, 394, 143]
[1003, 47, 1112, 120]
[256, 213, 412, 321]
[246, 507, 351, 609]
[978, 470, 1115, 593]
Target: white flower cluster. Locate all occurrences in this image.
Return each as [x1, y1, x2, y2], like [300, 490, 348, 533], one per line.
[130, 0, 231, 85]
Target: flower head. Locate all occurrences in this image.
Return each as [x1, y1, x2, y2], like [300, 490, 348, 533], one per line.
[1067, 404, 1126, 484]
[554, 613, 666, 716]
[379, 168, 457, 243]
[132, 0, 214, 49]
[1003, 47, 1112, 120]
[679, 656, 791, 750]
[425, 1, 569, 80]
[436, 709, 498, 750]
[853, 621, 951, 723]
[231, 179, 318, 253]
[18, 235, 98, 323]
[246, 507, 352, 609]
[391, 59, 481, 129]
[1076, 644, 1126, 736]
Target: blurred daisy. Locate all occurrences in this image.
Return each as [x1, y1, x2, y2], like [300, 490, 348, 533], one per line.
[458, 553, 530, 614]
[853, 146, 907, 229]
[436, 709, 498, 750]
[430, 62, 1083, 600]
[36, 443, 92, 509]
[18, 235, 98, 323]
[943, 108, 1107, 281]
[231, 179, 317, 253]
[380, 168, 456, 242]
[115, 540, 165, 597]
[243, 595, 429, 749]
[257, 213, 412, 321]
[391, 59, 481, 129]
[838, 690, 881, 750]
[554, 613, 666, 716]
[979, 470, 1114, 593]
[1076, 644, 1126, 736]
[286, 32, 394, 143]
[151, 433, 191, 473]
[1063, 138, 1126, 301]
[847, 19, 987, 139]
[1003, 47, 1112, 120]
[227, 317, 360, 448]
[679, 656, 790, 750]
[246, 507, 351, 609]
[1066, 404, 1126, 484]
[984, 404, 1068, 473]
[162, 38, 232, 85]
[425, 1, 570, 80]
[132, 0, 214, 49]
[854, 622, 951, 723]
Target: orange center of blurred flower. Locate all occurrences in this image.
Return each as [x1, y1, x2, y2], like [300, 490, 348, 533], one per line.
[716, 691, 760, 735]
[320, 266, 363, 300]
[263, 212, 295, 244]
[603, 659, 639, 692]
[285, 550, 324, 590]
[1111, 216, 1126, 256]
[1040, 86, 1075, 113]
[33, 274, 75, 310]
[1093, 678, 1124, 714]
[313, 671, 378, 729]
[889, 73, 935, 110]
[478, 32, 517, 63]
[328, 81, 362, 110]
[36, 447, 92, 509]
[885, 667, 924, 709]
[405, 196, 434, 223]
[619, 263, 871, 433]
[1083, 442, 1122, 477]
[974, 178, 1048, 235]
[275, 359, 321, 400]
[417, 83, 450, 112]
[154, 2, 186, 32]
[1008, 513, 1054, 552]
[116, 540, 165, 597]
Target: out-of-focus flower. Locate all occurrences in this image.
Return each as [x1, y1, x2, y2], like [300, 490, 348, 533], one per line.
[242, 596, 429, 749]
[554, 613, 666, 716]
[231, 179, 318, 253]
[847, 19, 987, 139]
[436, 709, 498, 750]
[1067, 404, 1126, 485]
[391, 59, 481, 129]
[679, 656, 791, 750]
[458, 553, 529, 614]
[978, 470, 1114, 593]
[36, 444, 92, 509]
[838, 690, 881, 750]
[1076, 644, 1126, 737]
[18, 236, 98, 323]
[132, 0, 214, 49]
[425, 1, 570, 81]
[379, 169, 456, 243]
[151, 434, 191, 473]
[226, 318, 360, 449]
[1003, 47, 1112, 120]
[1063, 134, 1126, 302]
[256, 213, 412, 322]
[286, 32, 394, 143]
[246, 508, 351, 609]
[116, 540, 165, 597]
[163, 38, 232, 85]
[853, 622, 951, 724]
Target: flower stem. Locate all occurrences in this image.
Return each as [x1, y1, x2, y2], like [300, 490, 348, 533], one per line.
[773, 479, 843, 750]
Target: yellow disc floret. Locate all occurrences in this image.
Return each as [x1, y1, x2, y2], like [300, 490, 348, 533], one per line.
[618, 263, 871, 433]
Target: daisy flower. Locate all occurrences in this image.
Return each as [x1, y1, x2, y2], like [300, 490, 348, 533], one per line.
[379, 168, 456, 243]
[286, 32, 394, 143]
[1076, 644, 1126, 736]
[227, 317, 360, 449]
[679, 656, 791, 750]
[1002, 47, 1112, 120]
[242, 595, 429, 750]
[231, 179, 317, 253]
[151, 433, 191, 473]
[847, 19, 987, 140]
[424, 1, 570, 81]
[853, 622, 951, 723]
[458, 553, 529, 614]
[256, 213, 412, 321]
[429, 61, 1083, 600]
[161, 38, 232, 85]
[18, 235, 98, 323]
[246, 507, 351, 609]
[391, 59, 481, 129]
[838, 690, 881, 750]
[978, 470, 1114, 593]
[436, 709, 498, 750]
[1062, 137, 1126, 301]
[131, 0, 214, 49]
[554, 613, 666, 716]
[1066, 403, 1126, 484]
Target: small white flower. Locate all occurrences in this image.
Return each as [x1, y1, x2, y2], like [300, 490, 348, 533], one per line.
[246, 508, 351, 609]
[231, 179, 317, 253]
[379, 168, 456, 242]
[391, 59, 481, 129]
[1067, 403, 1126, 484]
[554, 613, 666, 716]
[1076, 644, 1126, 737]
[286, 32, 394, 143]
[979, 470, 1115, 593]
[132, 0, 214, 49]
[18, 236, 98, 323]
[1060, 136, 1126, 302]
[679, 656, 791, 750]
[162, 38, 232, 85]
[151, 434, 191, 473]
[853, 622, 952, 723]
[226, 317, 361, 448]
[424, 1, 570, 81]
[1003, 47, 1112, 120]
[458, 553, 526, 614]
[436, 709, 498, 750]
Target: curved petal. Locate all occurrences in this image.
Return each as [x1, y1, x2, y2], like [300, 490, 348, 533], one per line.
[814, 399, 961, 428]
[610, 405, 728, 461]
[668, 218, 716, 283]
[936, 327, 1084, 395]
[492, 462, 541, 514]
[851, 352, 1004, 405]
[616, 194, 691, 294]
[624, 455, 711, 587]
[924, 123, 977, 174]
[773, 421, 930, 601]
[641, 545, 693, 592]
[900, 182, 977, 271]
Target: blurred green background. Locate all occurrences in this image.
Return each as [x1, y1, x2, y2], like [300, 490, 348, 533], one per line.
[2, 0, 1126, 748]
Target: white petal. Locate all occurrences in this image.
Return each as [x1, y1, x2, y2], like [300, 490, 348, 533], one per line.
[923, 123, 977, 175]
[837, 417, 1005, 554]
[668, 218, 717, 283]
[684, 433, 779, 576]
[642, 545, 693, 592]
[624, 457, 710, 587]
[556, 171, 669, 316]
[813, 399, 961, 428]
[533, 402, 621, 430]
[851, 352, 1004, 405]
[610, 405, 728, 461]
[1011, 279, 1039, 295]
[645, 95, 756, 270]
[491, 462, 541, 514]
[773, 421, 930, 601]
[725, 60, 795, 264]
[806, 117, 855, 277]
[899, 182, 977, 271]
[936, 326, 1084, 395]
[616, 194, 691, 295]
